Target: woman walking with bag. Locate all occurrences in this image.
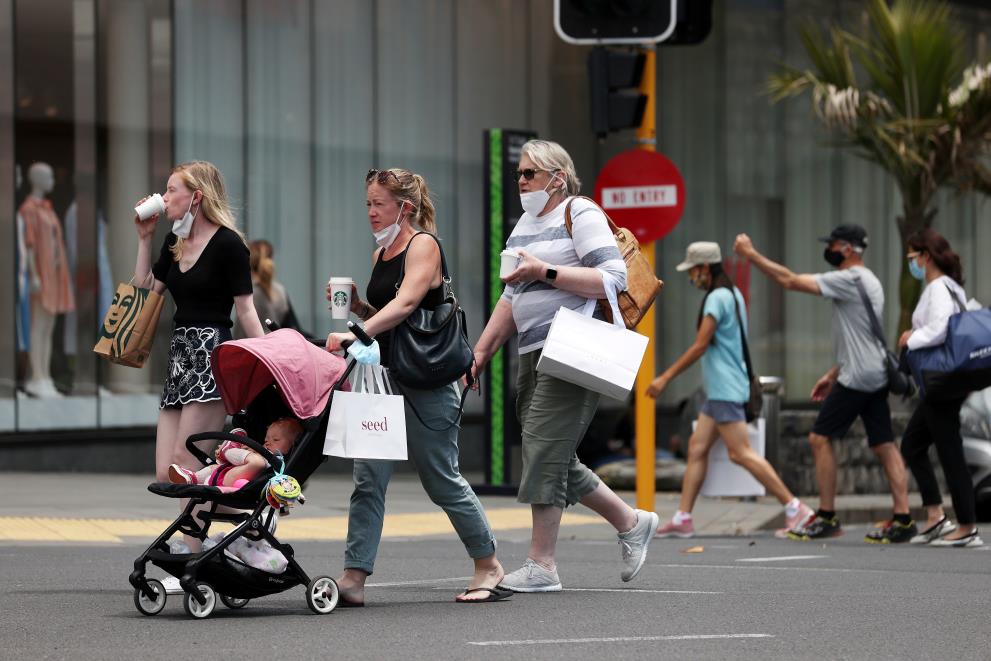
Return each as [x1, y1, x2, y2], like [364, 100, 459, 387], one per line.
[471, 140, 658, 593]
[646, 242, 813, 539]
[324, 167, 508, 604]
[899, 229, 982, 547]
[133, 161, 264, 573]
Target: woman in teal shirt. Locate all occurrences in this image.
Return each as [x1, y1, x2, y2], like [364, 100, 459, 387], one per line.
[646, 242, 811, 539]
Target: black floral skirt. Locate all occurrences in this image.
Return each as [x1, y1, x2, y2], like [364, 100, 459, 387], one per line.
[160, 325, 232, 409]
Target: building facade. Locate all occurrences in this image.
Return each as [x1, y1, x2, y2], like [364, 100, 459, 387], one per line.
[1, 0, 990, 442]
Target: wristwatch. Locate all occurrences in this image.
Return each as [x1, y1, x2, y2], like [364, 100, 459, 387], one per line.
[545, 266, 558, 282]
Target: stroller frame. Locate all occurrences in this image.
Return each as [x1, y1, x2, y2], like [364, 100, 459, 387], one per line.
[129, 331, 356, 619]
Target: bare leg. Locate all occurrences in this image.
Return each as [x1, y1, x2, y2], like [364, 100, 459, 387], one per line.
[456, 554, 506, 602]
[872, 442, 910, 514]
[719, 421, 795, 505]
[336, 568, 368, 605]
[528, 504, 564, 570]
[923, 504, 946, 529]
[172, 400, 228, 551]
[809, 432, 837, 511]
[579, 482, 638, 532]
[677, 414, 721, 513]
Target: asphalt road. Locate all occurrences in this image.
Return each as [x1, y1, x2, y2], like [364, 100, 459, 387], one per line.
[2, 530, 988, 661]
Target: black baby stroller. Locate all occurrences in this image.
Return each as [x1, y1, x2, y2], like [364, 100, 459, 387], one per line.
[129, 328, 355, 619]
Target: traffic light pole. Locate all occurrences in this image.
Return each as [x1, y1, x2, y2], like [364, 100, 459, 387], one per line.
[634, 46, 657, 512]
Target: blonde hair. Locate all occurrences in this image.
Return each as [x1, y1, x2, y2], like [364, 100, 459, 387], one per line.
[250, 239, 275, 298]
[366, 168, 437, 234]
[169, 160, 246, 261]
[520, 139, 581, 195]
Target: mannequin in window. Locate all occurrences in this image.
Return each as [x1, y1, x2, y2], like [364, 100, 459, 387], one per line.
[19, 162, 75, 398]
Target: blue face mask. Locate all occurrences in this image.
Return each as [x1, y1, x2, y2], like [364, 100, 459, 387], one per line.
[908, 256, 926, 281]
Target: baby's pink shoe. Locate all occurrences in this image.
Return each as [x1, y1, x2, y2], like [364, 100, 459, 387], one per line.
[217, 439, 246, 464]
[168, 464, 198, 485]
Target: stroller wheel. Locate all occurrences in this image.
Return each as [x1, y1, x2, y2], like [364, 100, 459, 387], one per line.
[183, 582, 217, 619]
[220, 595, 250, 609]
[307, 576, 339, 614]
[133, 578, 166, 616]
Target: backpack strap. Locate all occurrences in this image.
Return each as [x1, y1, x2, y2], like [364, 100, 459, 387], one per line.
[564, 195, 619, 237]
[852, 274, 889, 349]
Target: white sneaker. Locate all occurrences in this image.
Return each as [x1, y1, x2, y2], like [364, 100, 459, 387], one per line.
[910, 517, 957, 544]
[498, 559, 562, 593]
[618, 509, 660, 582]
[161, 575, 184, 595]
[929, 530, 984, 548]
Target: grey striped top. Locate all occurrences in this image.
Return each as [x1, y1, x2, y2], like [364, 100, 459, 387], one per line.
[501, 197, 627, 354]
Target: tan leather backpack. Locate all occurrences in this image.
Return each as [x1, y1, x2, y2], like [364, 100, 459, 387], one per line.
[564, 196, 663, 329]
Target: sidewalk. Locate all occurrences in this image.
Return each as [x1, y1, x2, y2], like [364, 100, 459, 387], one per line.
[0, 471, 925, 544]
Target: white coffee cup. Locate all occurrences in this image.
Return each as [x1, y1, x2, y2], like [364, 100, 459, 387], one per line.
[499, 249, 521, 278]
[134, 193, 166, 221]
[328, 277, 354, 320]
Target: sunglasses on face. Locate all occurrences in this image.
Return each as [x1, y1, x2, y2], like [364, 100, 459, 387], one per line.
[513, 167, 552, 181]
[366, 168, 402, 185]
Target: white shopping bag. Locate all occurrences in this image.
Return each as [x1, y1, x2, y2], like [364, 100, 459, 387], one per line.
[536, 276, 648, 400]
[699, 418, 766, 497]
[323, 364, 407, 461]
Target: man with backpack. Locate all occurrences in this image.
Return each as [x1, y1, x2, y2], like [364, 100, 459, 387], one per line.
[734, 226, 916, 543]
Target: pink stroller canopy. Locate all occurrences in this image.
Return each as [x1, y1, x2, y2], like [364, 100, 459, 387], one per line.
[213, 329, 348, 419]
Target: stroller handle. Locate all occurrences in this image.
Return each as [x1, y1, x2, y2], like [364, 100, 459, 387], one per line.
[346, 321, 374, 346]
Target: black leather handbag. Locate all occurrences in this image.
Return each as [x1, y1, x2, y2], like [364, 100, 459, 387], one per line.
[389, 232, 474, 391]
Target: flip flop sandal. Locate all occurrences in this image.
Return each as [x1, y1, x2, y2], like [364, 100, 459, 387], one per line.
[455, 586, 513, 603]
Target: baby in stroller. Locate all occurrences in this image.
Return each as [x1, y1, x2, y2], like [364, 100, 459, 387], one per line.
[129, 329, 352, 619]
[167, 417, 303, 488]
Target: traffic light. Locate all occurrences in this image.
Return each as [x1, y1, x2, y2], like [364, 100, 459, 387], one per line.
[556, 0, 677, 44]
[587, 48, 647, 136]
[555, 0, 712, 46]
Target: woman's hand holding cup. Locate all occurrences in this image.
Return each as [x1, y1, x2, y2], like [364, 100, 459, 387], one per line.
[134, 194, 165, 239]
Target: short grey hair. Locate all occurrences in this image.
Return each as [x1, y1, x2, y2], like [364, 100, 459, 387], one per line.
[520, 139, 581, 195]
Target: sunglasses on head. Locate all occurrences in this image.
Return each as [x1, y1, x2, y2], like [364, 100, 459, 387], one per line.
[366, 168, 402, 185]
[513, 167, 553, 181]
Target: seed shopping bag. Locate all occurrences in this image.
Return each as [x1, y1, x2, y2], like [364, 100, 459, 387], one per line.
[323, 364, 407, 461]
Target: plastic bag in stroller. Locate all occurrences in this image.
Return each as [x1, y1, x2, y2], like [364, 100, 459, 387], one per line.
[128, 329, 356, 619]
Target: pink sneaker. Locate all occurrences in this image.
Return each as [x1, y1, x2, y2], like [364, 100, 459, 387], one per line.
[216, 439, 246, 464]
[776, 502, 814, 539]
[168, 464, 198, 485]
[655, 517, 694, 538]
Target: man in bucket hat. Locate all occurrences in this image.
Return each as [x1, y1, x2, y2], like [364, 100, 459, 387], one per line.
[733, 226, 915, 544]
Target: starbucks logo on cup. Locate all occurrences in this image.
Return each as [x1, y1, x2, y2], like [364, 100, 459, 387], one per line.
[333, 291, 348, 308]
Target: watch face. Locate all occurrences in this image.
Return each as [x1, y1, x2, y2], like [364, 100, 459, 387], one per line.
[546, 267, 557, 281]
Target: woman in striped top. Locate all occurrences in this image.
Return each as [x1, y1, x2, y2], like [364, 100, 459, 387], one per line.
[472, 140, 659, 593]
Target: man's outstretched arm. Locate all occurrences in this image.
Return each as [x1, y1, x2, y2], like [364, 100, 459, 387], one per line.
[733, 233, 821, 295]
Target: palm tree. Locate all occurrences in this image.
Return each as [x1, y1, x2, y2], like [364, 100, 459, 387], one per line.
[768, 0, 991, 332]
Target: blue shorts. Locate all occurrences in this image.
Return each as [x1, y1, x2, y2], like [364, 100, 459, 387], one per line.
[700, 399, 746, 424]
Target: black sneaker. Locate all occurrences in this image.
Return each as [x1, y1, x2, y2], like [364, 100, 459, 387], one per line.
[865, 519, 918, 544]
[787, 514, 842, 540]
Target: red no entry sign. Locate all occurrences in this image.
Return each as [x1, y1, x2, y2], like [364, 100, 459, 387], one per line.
[593, 149, 685, 243]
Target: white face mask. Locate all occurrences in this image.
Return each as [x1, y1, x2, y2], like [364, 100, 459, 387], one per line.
[519, 173, 562, 216]
[172, 196, 197, 238]
[373, 201, 407, 249]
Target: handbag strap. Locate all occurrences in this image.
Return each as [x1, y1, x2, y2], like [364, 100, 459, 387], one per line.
[852, 274, 890, 350]
[731, 292, 757, 383]
[943, 282, 967, 313]
[394, 231, 453, 294]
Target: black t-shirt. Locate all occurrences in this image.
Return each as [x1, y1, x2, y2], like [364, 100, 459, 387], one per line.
[152, 227, 253, 328]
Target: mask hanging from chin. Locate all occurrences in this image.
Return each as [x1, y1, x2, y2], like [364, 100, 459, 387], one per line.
[519, 174, 562, 216]
[373, 202, 407, 250]
[172, 197, 197, 238]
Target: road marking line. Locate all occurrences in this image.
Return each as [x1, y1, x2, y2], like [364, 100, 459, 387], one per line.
[467, 633, 774, 646]
[656, 562, 891, 574]
[736, 555, 828, 563]
[0, 507, 601, 544]
[372, 576, 470, 587]
[566, 588, 723, 594]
